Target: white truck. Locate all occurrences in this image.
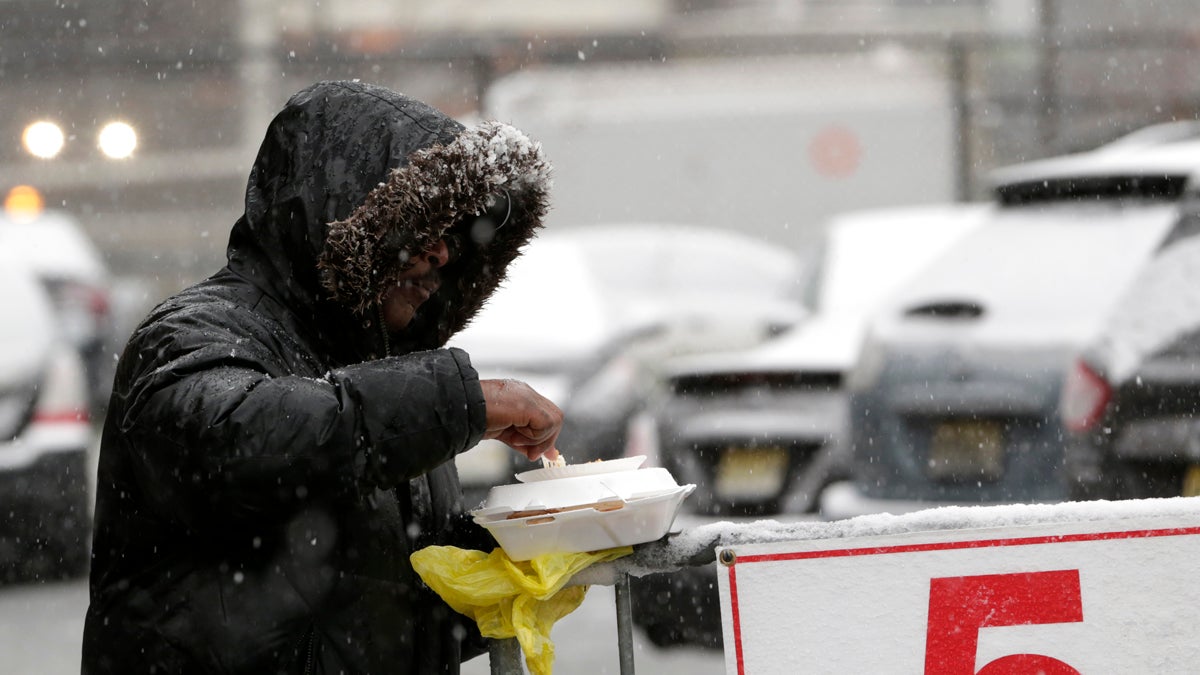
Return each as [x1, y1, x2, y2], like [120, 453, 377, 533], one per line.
[484, 51, 958, 253]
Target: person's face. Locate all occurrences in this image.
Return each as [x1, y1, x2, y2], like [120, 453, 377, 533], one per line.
[380, 238, 451, 332]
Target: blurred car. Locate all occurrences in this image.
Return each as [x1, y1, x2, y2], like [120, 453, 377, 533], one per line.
[1061, 221, 1200, 500]
[824, 122, 1200, 519]
[1, 189, 115, 410]
[446, 222, 804, 504]
[625, 203, 986, 648]
[0, 258, 95, 581]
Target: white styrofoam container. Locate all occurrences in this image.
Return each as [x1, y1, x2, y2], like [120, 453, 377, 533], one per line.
[476, 467, 683, 514]
[473, 485, 695, 561]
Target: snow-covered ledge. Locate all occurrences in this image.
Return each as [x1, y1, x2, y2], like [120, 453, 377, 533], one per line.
[572, 495, 1200, 585]
[516, 497, 1200, 674]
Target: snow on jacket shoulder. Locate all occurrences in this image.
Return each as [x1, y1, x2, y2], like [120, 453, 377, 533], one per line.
[82, 80, 551, 674]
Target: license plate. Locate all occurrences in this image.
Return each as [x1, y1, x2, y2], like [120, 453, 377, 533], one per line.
[927, 420, 1004, 482]
[714, 446, 789, 499]
[1182, 465, 1200, 497]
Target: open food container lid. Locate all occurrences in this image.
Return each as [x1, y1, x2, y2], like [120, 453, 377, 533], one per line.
[471, 456, 695, 561]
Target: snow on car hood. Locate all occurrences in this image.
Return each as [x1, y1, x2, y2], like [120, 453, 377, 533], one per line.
[872, 202, 1179, 348]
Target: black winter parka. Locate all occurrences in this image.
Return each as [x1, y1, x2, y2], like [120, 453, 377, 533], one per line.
[81, 81, 551, 674]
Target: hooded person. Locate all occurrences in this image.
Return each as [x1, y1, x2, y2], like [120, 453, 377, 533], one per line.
[81, 80, 562, 674]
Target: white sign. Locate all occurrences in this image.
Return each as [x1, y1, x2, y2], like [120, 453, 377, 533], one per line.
[717, 512, 1200, 674]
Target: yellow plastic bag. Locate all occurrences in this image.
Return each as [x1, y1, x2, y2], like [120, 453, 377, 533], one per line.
[411, 545, 632, 675]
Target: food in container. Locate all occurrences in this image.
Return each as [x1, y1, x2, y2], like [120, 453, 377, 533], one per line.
[472, 456, 695, 561]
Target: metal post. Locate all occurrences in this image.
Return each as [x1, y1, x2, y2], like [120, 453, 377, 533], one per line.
[236, 0, 278, 151]
[615, 574, 636, 675]
[489, 638, 524, 675]
[947, 38, 973, 202]
[1038, 0, 1060, 151]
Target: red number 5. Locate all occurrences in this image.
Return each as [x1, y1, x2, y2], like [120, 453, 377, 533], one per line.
[925, 570, 1084, 675]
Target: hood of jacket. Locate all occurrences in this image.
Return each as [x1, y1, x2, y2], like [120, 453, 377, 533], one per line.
[226, 80, 552, 361]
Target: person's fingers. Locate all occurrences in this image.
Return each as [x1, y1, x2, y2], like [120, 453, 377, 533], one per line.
[496, 427, 560, 461]
[479, 378, 564, 462]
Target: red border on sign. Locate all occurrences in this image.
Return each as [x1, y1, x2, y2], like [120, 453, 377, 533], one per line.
[724, 524, 1200, 675]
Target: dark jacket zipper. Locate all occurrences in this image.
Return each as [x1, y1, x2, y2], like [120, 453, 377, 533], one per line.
[378, 304, 391, 357]
[302, 624, 317, 675]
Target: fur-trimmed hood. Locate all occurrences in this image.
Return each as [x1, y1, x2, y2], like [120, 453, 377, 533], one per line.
[226, 80, 551, 360]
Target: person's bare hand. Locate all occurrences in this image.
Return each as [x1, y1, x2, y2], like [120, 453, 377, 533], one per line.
[479, 379, 563, 462]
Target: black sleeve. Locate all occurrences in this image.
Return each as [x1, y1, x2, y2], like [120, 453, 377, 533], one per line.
[117, 310, 486, 525]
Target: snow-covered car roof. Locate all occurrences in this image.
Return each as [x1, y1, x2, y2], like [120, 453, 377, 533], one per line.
[989, 121, 1200, 195]
[447, 237, 611, 368]
[0, 209, 108, 284]
[547, 222, 800, 298]
[448, 222, 805, 369]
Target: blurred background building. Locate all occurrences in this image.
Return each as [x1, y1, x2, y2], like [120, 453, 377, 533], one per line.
[3, 0, 1200, 298]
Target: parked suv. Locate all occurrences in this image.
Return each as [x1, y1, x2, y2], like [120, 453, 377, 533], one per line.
[824, 122, 1200, 519]
[1061, 212, 1200, 500]
[0, 258, 95, 580]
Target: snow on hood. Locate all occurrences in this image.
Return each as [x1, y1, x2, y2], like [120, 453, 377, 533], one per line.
[874, 202, 1179, 348]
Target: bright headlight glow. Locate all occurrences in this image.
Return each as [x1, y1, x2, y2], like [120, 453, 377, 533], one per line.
[4, 185, 45, 220]
[98, 121, 137, 159]
[22, 121, 66, 159]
